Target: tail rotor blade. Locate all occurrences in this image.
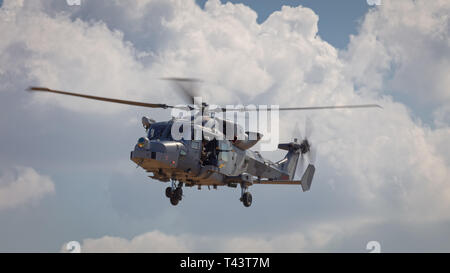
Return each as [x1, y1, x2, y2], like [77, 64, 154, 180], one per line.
[308, 144, 317, 165]
[294, 122, 302, 142]
[305, 116, 313, 140]
[295, 154, 305, 180]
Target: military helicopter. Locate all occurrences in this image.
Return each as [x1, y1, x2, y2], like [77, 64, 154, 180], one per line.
[28, 79, 380, 207]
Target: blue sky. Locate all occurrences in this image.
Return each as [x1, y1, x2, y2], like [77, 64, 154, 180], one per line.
[196, 0, 371, 49]
[0, 0, 449, 252]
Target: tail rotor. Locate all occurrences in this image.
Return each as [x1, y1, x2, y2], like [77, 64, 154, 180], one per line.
[294, 118, 317, 190]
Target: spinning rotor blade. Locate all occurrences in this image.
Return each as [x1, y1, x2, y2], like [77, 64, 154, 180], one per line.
[27, 87, 188, 110]
[305, 116, 313, 140]
[294, 119, 317, 180]
[160, 77, 202, 106]
[293, 122, 304, 180]
[233, 104, 382, 112]
[304, 116, 316, 164]
[278, 104, 382, 111]
[159, 79, 382, 113]
[296, 155, 305, 180]
[28, 82, 382, 114]
[308, 144, 317, 165]
[294, 122, 303, 142]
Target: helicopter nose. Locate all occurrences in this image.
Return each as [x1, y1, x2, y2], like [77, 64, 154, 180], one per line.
[149, 142, 167, 153]
[137, 137, 149, 149]
[131, 140, 181, 168]
[134, 138, 167, 153]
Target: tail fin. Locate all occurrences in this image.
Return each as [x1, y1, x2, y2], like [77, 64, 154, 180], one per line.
[277, 142, 301, 180]
[300, 164, 315, 192]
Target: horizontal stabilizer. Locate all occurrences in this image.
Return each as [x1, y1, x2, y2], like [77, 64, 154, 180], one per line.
[255, 180, 302, 185]
[254, 164, 315, 191]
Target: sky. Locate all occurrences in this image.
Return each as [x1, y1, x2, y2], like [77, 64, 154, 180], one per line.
[196, 0, 372, 49]
[0, 0, 449, 252]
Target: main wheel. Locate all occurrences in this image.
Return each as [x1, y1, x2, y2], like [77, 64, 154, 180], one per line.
[170, 196, 179, 206]
[165, 187, 173, 198]
[242, 192, 252, 207]
[174, 188, 183, 201]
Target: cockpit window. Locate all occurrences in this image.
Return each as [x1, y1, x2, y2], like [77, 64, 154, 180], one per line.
[148, 123, 172, 140]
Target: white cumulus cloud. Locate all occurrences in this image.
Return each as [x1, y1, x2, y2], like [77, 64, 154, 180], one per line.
[64, 221, 354, 252]
[342, 0, 450, 116]
[0, 167, 55, 210]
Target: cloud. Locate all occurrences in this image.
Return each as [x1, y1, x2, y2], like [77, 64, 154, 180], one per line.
[0, 167, 55, 210]
[76, 230, 189, 253]
[70, 217, 450, 252]
[68, 218, 450, 252]
[342, 0, 450, 116]
[0, 0, 182, 114]
[65, 221, 349, 252]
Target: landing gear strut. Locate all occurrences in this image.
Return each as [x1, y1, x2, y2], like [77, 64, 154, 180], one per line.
[239, 184, 252, 207]
[166, 180, 183, 206]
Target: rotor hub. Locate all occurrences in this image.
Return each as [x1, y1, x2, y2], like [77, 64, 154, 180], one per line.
[300, 139, 310, 154]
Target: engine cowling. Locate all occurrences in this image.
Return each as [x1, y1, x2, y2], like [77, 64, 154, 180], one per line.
[232, 131, 263, 150]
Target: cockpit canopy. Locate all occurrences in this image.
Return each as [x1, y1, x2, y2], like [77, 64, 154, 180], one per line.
[148, 122, 173, 140]
[147, 118, 260, 150]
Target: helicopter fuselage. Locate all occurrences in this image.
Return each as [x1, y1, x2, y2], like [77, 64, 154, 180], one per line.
[130, 119, 291, 188]
[130, 139, 290, 187]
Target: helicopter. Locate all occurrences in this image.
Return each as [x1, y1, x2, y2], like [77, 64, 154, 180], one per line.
[28, 79, 381, 207]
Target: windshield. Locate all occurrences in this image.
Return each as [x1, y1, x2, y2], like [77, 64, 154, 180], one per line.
[148, 123, 171, 140]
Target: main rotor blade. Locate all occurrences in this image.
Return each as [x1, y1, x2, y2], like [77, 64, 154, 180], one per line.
[160, 77, 202, 105]
[160, 77, 202, 83]
[215, 104, 382, 112]
[27, 87, 187, 110]
[278, 104, 382, 111]
[233, 104, 382, 111]
[294, 122, 302, 141]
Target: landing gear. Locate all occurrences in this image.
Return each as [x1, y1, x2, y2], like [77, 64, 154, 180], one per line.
[166, 180, 183, 206]
[239, 184, 252, 207]
[174, 187, 183, 201]
[170, 195, 179, 206]
[165, 187, 173, 198]
[242, 192, 252, 207]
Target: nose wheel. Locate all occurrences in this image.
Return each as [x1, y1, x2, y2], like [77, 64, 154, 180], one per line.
[166, 181, 183, 206]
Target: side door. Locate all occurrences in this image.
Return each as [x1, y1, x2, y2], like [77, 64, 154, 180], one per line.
[177, 139, 202, 175]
